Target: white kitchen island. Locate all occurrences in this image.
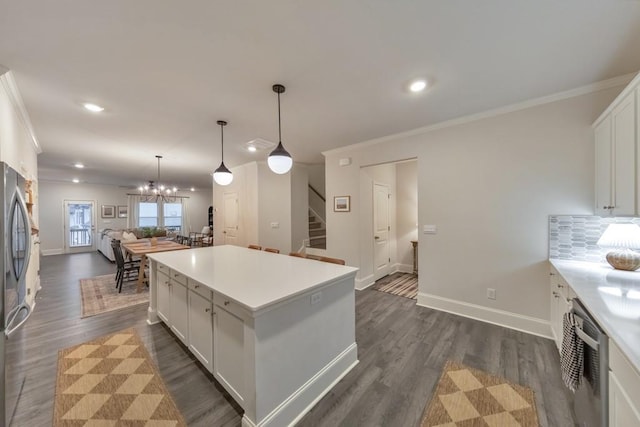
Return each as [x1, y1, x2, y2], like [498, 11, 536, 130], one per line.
[146, 245, 359, 427]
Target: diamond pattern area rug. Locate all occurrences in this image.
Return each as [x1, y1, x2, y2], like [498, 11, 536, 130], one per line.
[54, 328, 186, 426]
[372, 273, 418, 299]
[421, 361, 540, 427]
[80, 274, 148, 318]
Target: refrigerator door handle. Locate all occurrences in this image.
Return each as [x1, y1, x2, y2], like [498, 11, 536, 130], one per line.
[5, 303, 32, 338]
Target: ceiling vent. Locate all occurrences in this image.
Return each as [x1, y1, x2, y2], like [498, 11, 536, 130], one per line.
[244, 138, 276, 151]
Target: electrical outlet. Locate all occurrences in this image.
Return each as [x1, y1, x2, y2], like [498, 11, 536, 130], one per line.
[487, 288, 496, 300]
[27, 288, 31, 295]
[311, 292, 322, 305]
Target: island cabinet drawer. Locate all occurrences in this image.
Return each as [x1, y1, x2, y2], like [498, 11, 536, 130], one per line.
[189, 279, 212, 301]
[170, 270, 188, 286]
[157, 263, 169, 275]
[213, 294, 251, 321]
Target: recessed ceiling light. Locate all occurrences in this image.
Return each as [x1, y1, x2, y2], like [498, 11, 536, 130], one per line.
[83, 103, 104, 112]
[72, 178, 80, 183]
[190, 187, 195, 192]
[74, 162, 84, 168]
[247, 146, 257, 152]
[409, 79, 427, 93]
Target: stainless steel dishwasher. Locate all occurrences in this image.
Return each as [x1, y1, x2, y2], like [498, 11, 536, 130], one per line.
[572, 298, 609, 427]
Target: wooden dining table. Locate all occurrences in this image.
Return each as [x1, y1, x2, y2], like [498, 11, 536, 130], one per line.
[121, 240, 191, 292]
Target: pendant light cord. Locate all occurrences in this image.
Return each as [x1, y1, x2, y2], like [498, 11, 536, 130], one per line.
[220, 124, 225, 163]
[277, 90, 282, 143]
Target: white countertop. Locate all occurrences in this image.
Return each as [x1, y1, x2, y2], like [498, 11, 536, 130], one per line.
[550, 259, 640, 372]
[148, 245, 358, 313]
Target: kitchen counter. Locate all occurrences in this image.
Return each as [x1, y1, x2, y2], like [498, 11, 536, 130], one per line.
[148, 245, 358, 313]
[550, 259, 640, 373]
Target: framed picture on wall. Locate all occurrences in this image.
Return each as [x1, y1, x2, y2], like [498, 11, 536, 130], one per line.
[334, 196, 350, 212]
[117, 205, 128, 218]
[101, 205, 115, 218]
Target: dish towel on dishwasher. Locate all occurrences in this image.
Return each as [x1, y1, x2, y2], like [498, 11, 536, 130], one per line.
[561, 311, 583, 391]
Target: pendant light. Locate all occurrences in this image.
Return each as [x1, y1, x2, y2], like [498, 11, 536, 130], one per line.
[268, 84, 293, 174]
[213, 120, 233, 186]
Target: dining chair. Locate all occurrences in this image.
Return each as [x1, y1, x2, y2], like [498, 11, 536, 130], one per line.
[317, 256, 346, 265]
[111, 240, 141, 292]
[248, 244, 262, 250]
[264, 247, 280, 254]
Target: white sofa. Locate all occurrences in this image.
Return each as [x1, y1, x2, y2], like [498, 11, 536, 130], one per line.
[98, 229, 123, 262]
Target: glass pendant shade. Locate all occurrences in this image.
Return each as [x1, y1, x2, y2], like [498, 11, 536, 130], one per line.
[213, 162, 233, 186]
[268, 84, 293, 175]
[213, 120, 233, 186]
[268, 142, 293, 175]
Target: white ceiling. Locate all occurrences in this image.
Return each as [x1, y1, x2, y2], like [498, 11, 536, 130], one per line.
[1, 1, 640, 190]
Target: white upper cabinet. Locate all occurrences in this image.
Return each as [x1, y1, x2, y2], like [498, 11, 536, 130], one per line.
[594, 73, 639, 216]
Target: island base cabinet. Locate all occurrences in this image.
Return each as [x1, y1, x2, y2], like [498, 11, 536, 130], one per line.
[188, 290, 214, 373]
[156, 271, 170, 324]
[154, 266, 188, 345]
[609, 341, 640, 426]
[213, 297, 248, 407]
[170, 281, 189, 343]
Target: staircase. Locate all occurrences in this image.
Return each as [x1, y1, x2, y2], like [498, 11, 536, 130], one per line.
[308, 210, 326, 249]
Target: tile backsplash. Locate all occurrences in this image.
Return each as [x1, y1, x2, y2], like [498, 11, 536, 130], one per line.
[549, 215, 640, 263]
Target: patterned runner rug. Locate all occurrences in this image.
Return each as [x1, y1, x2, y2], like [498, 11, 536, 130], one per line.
[80, 274, 148, 318]
[421, 361, 540, 426]
[372, 273, 418, 299]
[54, 328, 186, 426]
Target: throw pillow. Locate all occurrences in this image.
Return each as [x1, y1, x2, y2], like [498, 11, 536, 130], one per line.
[122, 231, 137, 241]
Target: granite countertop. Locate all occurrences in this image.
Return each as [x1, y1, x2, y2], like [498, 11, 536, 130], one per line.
[148, 245, 358, 313]
[550, 259, 640, 373]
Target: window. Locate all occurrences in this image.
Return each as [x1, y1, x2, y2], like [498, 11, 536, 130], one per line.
[138, 203, 158, 227]
[163, 202, 182, 232]
[137, 201, 183, 231]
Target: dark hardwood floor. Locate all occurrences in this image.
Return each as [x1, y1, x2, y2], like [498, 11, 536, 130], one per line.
[10, 252, 575, 426]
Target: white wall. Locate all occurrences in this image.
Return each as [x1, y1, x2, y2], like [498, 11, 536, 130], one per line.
[0, 70, 40, 306]
[213, 161, 309, 254]
[324, 85, 622, 336]
[290, 164, 309, 253]
[257, 162, 292, 253]
[396, 160, 418, 271]
[39, 181, 212, 254]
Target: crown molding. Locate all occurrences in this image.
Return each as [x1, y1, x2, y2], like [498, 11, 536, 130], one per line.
[0, 69, 42, 154]
[323, 71, 637, 157]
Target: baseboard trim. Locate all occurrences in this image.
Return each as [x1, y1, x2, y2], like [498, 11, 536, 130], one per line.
[42, 249, 64, 256]
[417, 292, 552, 339]
[355, 274, 375, 290]
[248, 343, 359, 427]
[392, 263, 413, 274]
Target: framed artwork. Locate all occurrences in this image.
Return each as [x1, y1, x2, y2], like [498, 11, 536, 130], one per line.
[117, 205, 128, 218]
[334, 196, 350, 212]
[101, 205, 115, 218]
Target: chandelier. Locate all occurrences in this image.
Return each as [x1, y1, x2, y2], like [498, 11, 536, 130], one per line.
[138, 155, 179, 202]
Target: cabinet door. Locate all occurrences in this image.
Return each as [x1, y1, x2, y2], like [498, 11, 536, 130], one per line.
[213, 302, 245, 406]
[549, 282, 561, 350]
[611, 92, 636, 215]
[610, 371, 640, 426]
[595, 116, 612, 216]
[157, 272, 171, 324]
[188, 291, 214, 372]
[171, 280, 189, 344]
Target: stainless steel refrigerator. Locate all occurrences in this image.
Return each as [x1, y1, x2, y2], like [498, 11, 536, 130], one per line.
[0, 162, 33, 427]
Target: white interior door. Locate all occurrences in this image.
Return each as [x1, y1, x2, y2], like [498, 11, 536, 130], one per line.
[223, 192, 239, 246]
[64, 200, 96, 253]
[373, 183, 390, 280]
